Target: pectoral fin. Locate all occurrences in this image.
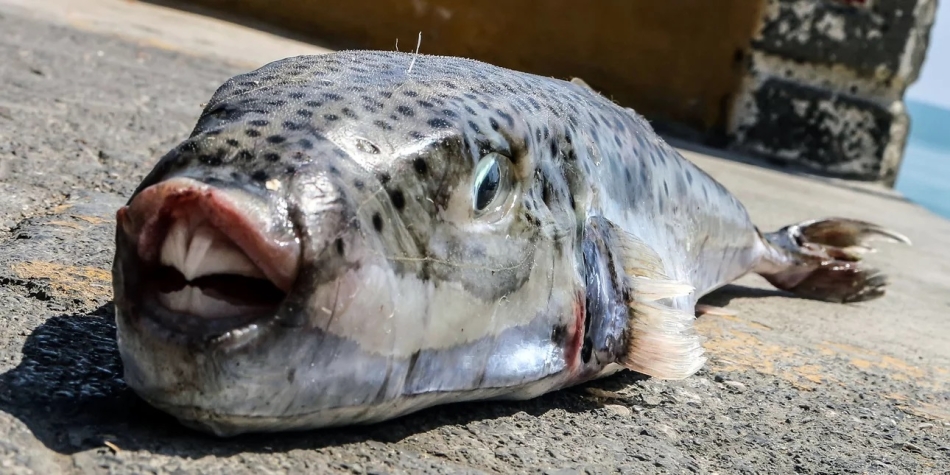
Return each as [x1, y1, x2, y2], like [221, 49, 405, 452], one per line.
[583, 217, 707, 381]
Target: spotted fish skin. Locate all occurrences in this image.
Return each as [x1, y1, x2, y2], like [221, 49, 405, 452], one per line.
[112, 51, 909, 436]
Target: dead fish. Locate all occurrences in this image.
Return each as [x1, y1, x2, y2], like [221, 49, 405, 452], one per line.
[112, 51, 910, 436]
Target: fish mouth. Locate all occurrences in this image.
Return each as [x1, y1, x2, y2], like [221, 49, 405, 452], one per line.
[116, 176, 301, 344]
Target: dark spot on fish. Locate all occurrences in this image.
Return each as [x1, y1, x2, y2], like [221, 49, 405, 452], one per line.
[282, 121, 303, 131]
[353, 179, 365, 190]
[245, 129, 261, 137]
[266, 135, 286, 144]
[264, 152, 280, 162]
[237, 150, 254, 161]
[225, 139, 240, 147]
[405, 350, 421, 381]
[541, 178, 552, 205]
[324, 114, 339, 121]
[379, 91, 393, 98]
[417, 100, 434, 109]
[198, 154, 221, 166]
[180, 141, 199, 153]
[408, 131, 425, 140]
[322, 92, 343, 102]
[288, 92, 305, 99]
[252, 170, 268, 181]
[390, 190, 405, 211]
[549, 139, 559, 158]
[335, 238, 345, 256]
[428, 118, 451, 129]
[442, 109, 458, 118]
[299, 138, 314, 149]
[305, 100, 321, 108]
[249, 119, 269, 127]
[372, 213, 383, 232]
[328, 165, 340, 176]
[468, 120, 481, 134]
[397, 105, 414, 117]
[495, 109, 515, 127]
[403, 90, 419, 97]
[686, 169, 694, 185]
[378, 172, 391, 185]
[551, 324, 568, 346]
[413, 157, 428, 174]
[287, 368, 296, 383]
[374, 120, 393, 131]
[663, 182, 670, 197]
[342, 108, 358, 119]
[489, 117, 499, 131]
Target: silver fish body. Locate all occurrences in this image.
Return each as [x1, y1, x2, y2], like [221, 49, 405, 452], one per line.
[112, 51, 909, 436]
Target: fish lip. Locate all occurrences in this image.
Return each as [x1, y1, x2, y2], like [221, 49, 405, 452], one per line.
[114, 176, 301, 346]
[117, 176, 300, 293]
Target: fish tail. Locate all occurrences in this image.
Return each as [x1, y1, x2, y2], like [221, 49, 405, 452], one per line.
[754, 218, 911, 303]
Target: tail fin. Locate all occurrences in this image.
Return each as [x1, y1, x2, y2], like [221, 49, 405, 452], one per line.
[755, 218, 911, 303]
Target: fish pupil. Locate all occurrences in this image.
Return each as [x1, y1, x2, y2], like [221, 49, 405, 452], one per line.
[474, 158, 500, 211]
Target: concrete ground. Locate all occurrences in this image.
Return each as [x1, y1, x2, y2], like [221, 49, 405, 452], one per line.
[0, 1, 948, 473]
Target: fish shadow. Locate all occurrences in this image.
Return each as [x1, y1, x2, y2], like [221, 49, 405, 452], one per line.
[696, 283, 806, 309]
[0, 303, 647, 457]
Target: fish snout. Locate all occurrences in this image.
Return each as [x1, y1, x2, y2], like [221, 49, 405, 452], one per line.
[114, 176, 301, 342]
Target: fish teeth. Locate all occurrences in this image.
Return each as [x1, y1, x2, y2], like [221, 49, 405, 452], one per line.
[160, 220, 265, 281]
[158, 286, 249, 319]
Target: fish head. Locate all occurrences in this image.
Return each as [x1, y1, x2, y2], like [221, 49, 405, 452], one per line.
[113, 51, 590, 435]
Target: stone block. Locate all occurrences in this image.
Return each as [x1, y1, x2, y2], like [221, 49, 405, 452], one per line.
[730, 77, 908, 184]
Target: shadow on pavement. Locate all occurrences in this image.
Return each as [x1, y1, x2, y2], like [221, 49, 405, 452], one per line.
[1, 284, 820, 457]
[0, 302, 645, 457]
[697, 283, 805, 309]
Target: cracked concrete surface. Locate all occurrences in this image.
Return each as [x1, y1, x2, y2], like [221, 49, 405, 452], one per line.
[0, 1, 948, 474]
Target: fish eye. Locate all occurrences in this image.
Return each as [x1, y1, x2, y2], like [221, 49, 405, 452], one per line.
[472, 152, 510, 215]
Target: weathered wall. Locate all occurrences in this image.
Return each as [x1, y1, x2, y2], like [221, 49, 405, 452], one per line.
[728, 0, 939, 184]
[163, 0, 765, 138]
